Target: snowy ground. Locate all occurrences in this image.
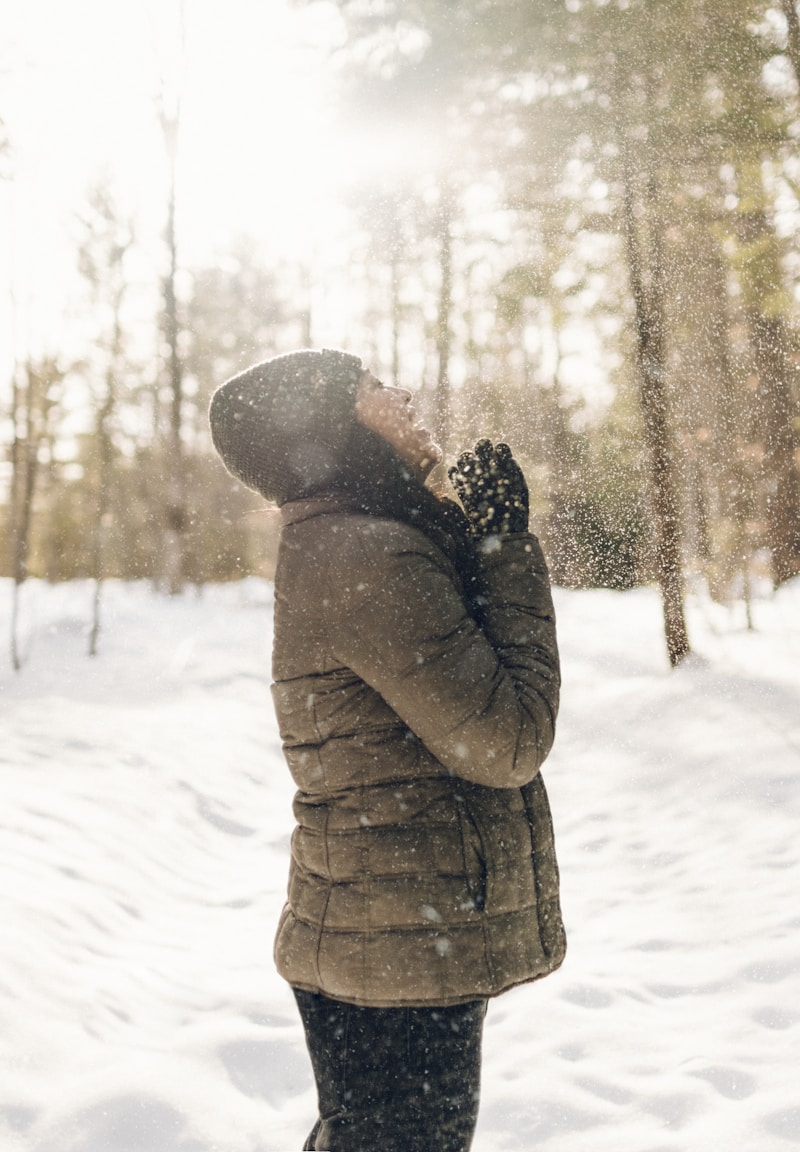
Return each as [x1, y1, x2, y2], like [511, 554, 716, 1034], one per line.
[1, 574, 798, 1152]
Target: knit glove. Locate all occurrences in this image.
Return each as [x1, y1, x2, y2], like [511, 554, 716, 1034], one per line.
[448, 439, 529, 540]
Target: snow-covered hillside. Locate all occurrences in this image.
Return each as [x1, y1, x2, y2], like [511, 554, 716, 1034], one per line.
[1, 577, 798, 1151]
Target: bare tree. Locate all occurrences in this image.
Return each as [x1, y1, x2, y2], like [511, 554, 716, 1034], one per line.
[433, 181, 455, 455]
[76, 183, 134, 654]
[730, 162, 800, 586]
[620, 144, 691, 666]
[154, 0, 187, 594]
[7, 359, 63, 669]
[779, 0, 800, 89]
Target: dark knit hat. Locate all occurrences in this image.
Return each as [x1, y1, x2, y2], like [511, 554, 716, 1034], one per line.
[208, 348, 364, 504]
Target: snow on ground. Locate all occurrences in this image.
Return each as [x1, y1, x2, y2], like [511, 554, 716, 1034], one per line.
[1, 575, 798, 1151]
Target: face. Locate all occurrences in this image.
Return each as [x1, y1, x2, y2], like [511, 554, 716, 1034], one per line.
[354, 371, 442, 479]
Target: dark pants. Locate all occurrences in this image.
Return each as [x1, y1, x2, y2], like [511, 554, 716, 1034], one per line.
[293, 988, 487, 1152]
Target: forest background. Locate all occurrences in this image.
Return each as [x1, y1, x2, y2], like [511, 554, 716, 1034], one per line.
[2, 0, 800, 668]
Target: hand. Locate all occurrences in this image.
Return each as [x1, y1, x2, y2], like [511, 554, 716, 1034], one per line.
[448, 439, 529, 539]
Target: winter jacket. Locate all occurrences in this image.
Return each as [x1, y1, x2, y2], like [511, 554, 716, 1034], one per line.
[271, 492, 566, 1008]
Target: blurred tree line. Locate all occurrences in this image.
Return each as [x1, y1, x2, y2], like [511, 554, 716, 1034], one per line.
[3, 0, 800, 665]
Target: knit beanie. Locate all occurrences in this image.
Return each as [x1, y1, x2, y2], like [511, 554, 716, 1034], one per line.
[208, 348, 364, 505]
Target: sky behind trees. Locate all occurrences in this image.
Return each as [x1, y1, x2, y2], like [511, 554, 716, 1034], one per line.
[1, 0, 353, 367]
[2, 0, 800, 665]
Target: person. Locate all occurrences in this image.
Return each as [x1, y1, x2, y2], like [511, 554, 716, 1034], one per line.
[208, 348, 565, 1152]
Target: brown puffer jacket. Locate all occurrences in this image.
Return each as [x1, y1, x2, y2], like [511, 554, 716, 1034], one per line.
[271, 492, 565, 1008]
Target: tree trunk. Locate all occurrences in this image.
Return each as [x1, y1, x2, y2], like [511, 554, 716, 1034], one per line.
[734, 190, 800, 586]
[434, 182, 454, 455]
[748, 310, 800, 584]
[390, 248, 401, 388]
[780, 0, 800, 90]
[8, 364, 47, 670]
[75, 182, 134, 650]
[622, 160, 691, 666]
[161, 111, 186, 595]
[8, 369, 27, 672]
[301, 261, 313, 347]
[88, 366, 116, 656]
[705, 233, 758, 609]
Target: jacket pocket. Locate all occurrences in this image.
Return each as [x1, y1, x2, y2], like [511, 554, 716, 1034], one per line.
[521, 775, 567, 967]
[456, 798, 487, 912]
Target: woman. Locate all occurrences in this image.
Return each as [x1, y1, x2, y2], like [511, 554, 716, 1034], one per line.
[209, 348, 565, 1152]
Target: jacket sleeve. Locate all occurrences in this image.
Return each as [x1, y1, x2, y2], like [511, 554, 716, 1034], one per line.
[327, 522, 560, 789]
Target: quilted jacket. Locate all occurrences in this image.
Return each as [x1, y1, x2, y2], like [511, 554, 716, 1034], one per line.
[271, 492, 565, 1007]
